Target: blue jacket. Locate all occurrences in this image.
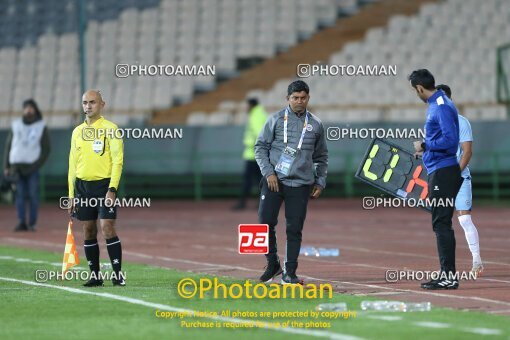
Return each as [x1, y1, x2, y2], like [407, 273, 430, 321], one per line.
[422, 90, 460, 174]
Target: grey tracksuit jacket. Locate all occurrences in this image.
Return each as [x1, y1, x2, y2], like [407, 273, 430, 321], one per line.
[254, 107, 328, 188]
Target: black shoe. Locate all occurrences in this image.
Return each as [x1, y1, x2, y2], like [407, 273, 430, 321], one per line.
[420, 279, 439, 289]
[27, 224, 36, 232]
[14, 223, 28, 232]
[259, 261, 283, 282]
[421, 278, 458, 290]
[112, 278, 126, 286]
[83, 278, 104, 287]
[281, 272, 303, 285]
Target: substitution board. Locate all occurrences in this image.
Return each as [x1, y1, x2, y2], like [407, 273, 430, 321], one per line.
[355, 138, 431, 211]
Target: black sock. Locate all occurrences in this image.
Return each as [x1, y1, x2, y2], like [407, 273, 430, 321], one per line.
[84, 239, 100, 278]
[106, 236, 122, 278]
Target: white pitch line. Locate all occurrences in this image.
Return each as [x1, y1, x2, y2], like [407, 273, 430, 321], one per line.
[366, 315, 402, 321]
[192, 267, 235, 272]
[488, 309, 510, 314]
[0, 276, 363, 340]
[148, 253, 261, 272]
[461, 327, 503, 335]
[364, 316, 503, 336]
[480, 278, 510, 284]
[339, 245, 510, 268]
[175, 243, 510, 281]
[0, 255, 507, 336]
[3, 238, 510, 308]
[353, 292, 404, 297]
[1, 238, 63, 249]
[413, 321, 451, 329]
[0, 256, 85, 270]
[1, 237, 506, 274]
[126, 251, 510, 308]
[334, 229, 510, 253]
[0, 237, 474, 267]
[306, 275, 510, 308]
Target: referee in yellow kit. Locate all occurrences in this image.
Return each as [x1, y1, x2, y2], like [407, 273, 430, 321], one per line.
[68, 90, 125, 287]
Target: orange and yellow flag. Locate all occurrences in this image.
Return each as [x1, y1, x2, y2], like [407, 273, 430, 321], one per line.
[62, 220, 80, 273]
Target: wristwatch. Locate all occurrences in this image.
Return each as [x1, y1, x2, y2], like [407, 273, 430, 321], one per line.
[108, 187, 117, 193]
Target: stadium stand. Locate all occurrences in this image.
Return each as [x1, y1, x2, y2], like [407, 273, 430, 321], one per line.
[206, 0, 509, 124]
[0, 0, 356, 127]
[0, 0, 508, 127]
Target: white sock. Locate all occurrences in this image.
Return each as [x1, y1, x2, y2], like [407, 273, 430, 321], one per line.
[458, 215, 481, 264]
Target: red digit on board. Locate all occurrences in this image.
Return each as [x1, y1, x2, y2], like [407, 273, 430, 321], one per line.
[405, 165, 428, 199]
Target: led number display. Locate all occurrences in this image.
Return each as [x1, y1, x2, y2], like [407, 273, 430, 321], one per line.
[355, 139, 430, 211]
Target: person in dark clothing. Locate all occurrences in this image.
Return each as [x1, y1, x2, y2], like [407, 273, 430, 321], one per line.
[254, 80, 328, 285]
[409, 69, 463, 290]
[232, 98, 267, 210]
[3, 99, 50, 232]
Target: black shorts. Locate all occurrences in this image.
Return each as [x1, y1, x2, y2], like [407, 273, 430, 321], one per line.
[75, 178, 117, 221]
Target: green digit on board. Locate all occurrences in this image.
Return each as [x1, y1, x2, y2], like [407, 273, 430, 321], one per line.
[383, 154, 400, 182]
[362, 144, 379, 180]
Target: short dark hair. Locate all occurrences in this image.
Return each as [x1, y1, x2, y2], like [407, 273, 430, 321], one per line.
[408, 69, 435, 90]
[247, 98, 258, 107]
[287, 80, 309, 96]
[435, 84, 451, 98]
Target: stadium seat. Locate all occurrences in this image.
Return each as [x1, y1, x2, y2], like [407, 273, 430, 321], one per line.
[215, 0, 509, 124]
[1, 0, 508, 126]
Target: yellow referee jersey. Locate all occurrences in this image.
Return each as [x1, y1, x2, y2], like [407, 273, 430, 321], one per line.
[68, 116, 124, 198]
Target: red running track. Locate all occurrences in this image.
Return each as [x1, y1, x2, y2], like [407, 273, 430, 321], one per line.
[1, 199, 509, 315]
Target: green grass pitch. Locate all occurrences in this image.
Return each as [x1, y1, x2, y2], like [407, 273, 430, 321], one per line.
[0, 246, 508, 339]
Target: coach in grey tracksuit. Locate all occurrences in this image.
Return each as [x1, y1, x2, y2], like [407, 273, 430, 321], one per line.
[255, 80, 328, 284]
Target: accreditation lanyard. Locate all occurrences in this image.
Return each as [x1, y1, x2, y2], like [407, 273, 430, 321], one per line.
[283, 108, 309, 150]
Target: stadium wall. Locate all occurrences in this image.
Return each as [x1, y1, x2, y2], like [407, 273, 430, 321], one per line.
[0, 121, 509, 200]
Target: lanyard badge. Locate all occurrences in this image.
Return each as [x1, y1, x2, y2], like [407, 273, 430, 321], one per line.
[283, 108, 309, 150]
[275, 108, 309, 176]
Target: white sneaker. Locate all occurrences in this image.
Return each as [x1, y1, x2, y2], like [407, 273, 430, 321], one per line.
[471, 262, 484, 279]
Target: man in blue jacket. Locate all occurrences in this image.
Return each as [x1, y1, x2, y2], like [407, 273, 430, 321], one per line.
[436, 84, 483, 279]
[410, 69, 463, 290]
